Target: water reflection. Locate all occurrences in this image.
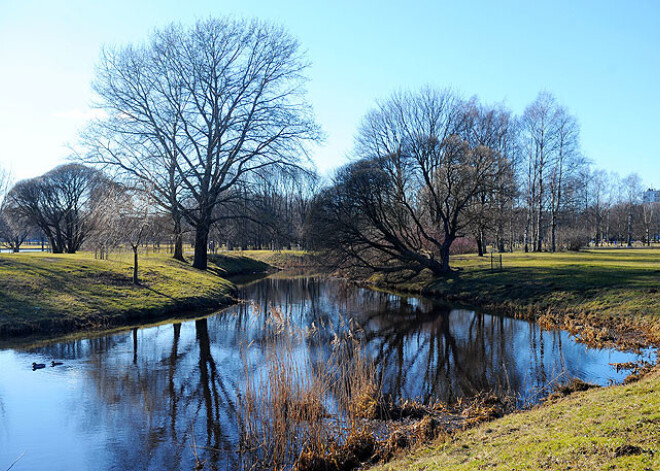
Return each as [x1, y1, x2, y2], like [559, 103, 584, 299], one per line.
[0, 276, 652, 471]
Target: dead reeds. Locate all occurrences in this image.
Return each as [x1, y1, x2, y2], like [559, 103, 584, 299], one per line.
[235, 304, 513, 471]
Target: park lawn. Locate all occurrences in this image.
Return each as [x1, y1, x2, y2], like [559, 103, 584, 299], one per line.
[369, 249, 660, 348]
[0, 250, 268, 337]
[376, 371, 660, 471]
[237, 249, 312, 268]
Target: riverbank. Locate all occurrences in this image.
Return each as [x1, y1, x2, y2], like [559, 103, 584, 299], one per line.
[361, 249, 660, 470]
[367, 249, 660, 351]
[375, 371, 660, 471]
[0, 251, 270, 338]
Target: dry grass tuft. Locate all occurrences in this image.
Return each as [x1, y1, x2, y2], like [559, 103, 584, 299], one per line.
[545, 378, 599, 402]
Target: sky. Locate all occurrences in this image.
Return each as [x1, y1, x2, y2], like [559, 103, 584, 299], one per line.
[0, 0, 658, 187]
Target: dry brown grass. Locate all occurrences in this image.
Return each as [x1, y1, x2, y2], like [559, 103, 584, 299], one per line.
[235, 305, 519, 471]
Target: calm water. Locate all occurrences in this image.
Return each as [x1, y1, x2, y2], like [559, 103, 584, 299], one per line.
[0, 275, 653, 470]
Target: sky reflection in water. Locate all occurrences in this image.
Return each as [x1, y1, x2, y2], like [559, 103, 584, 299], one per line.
[0, 276, 653, 471]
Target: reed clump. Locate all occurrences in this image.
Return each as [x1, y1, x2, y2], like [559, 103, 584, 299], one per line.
[238, 307, 384, 470]
[460, 393, 512, 426]
[236, 305, 514, 471]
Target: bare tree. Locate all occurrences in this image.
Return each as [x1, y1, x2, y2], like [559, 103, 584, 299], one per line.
[548, 106, 580, 252]
[122, 185, 155, 284]
[0, 166, 15, 253]
[641, 200, 657, 246]
[0, 207, 31, 252]
[6, 164, 106, 253]
[87, 180, 129, 259]
[86, 17, 319, 270]
[583, 168, 609, 246]
[622, 173, 642, 247]
[313, 89, 511, 274]
[521, 92, 560, 252]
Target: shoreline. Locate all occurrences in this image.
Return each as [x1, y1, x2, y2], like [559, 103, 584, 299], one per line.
[0, 251, 273, 342]
[357, 250, 660, 353]
[362, 276, 659, 352]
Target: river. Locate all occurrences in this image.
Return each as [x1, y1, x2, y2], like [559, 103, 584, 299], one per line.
[0, 275, 653, 470]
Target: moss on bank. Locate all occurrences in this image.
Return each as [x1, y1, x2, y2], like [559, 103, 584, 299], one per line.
[0, 251, 270, 338]
[375, 372, 660, 471]
[369, 249, 660, 350]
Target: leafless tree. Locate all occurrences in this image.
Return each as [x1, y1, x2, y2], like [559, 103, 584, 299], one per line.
[122, 185, 155, 284]
[87, 180, 129, 259]
[6, 164, 106, 253]
[463, 100, 516, 255]
[85, 17, 319, 270]
[312, 89, 511, 274]
[0, 206, 31, 252]
[520, 92, 560, 252]
[641, 200, 658, 246]
[622, 173, 642, 247]
[547, 107, 581, 252]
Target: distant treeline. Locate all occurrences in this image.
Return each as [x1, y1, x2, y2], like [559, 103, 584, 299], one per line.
[0, 17, 657, 275]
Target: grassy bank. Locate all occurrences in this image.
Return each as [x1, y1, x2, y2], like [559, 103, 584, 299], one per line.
[369, 249, 660, 349]
[376, 371, 660, 471]
[0, 251, 270, 338]
[235, 249, 315, 269]
[361, 249, 660, 470]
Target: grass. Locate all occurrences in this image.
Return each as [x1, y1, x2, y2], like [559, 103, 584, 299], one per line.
[235, 249, 313, 269]
[207, 252, 272, 276]
[361, 248, 660, 471]
[0, 250, 270, 338]
[369, 249, 660, 349]
[375, 371, 660, 471]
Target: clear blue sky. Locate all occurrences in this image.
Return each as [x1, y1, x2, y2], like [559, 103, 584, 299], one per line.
[0, 0, 658, 187]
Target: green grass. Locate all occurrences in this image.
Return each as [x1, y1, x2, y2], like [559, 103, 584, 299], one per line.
[366, 249, 660, 471]
[0, 250, 270, 337]
[376, 372, 660, 471]
[235, 249, 312, 269]
[207, 252, 272, 276]
[369, 249, 660, 348]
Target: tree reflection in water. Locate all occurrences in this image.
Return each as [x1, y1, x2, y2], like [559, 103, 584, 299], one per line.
[4, 276, 642, 471]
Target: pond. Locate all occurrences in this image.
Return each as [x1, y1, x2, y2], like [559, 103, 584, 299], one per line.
[0, 275, 653, 470]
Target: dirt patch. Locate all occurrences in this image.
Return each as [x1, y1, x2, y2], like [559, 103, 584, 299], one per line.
[614, 444, 644, 457]
[545, 378, 599, 402]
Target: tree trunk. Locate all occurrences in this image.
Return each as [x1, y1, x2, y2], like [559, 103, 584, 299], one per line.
[551, 211, 557, 253]
[536, 196, 543, 252]
[524, 211, 530, 253]
[476, 231, 485, 257]
[192, 224, 209, 270]
[133, 246, 139, 285]
[627, 210, 633, 247]
[173, 232, 184, 262]
[439, 236, 455, 273]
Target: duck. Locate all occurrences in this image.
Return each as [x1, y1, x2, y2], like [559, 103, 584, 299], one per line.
[32, 362, 46, 370]
[51, 361, 63, 367]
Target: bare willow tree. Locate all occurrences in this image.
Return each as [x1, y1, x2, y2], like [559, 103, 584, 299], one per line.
[7, 164, 106, 253]
[0, 206, 30, 252]
[85, 17, 319, 269]
[0, 166, 30, 253]
[313, 88, 511, 274]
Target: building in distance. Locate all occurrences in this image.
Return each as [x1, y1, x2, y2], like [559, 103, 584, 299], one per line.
[643, 188, 660, 203]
